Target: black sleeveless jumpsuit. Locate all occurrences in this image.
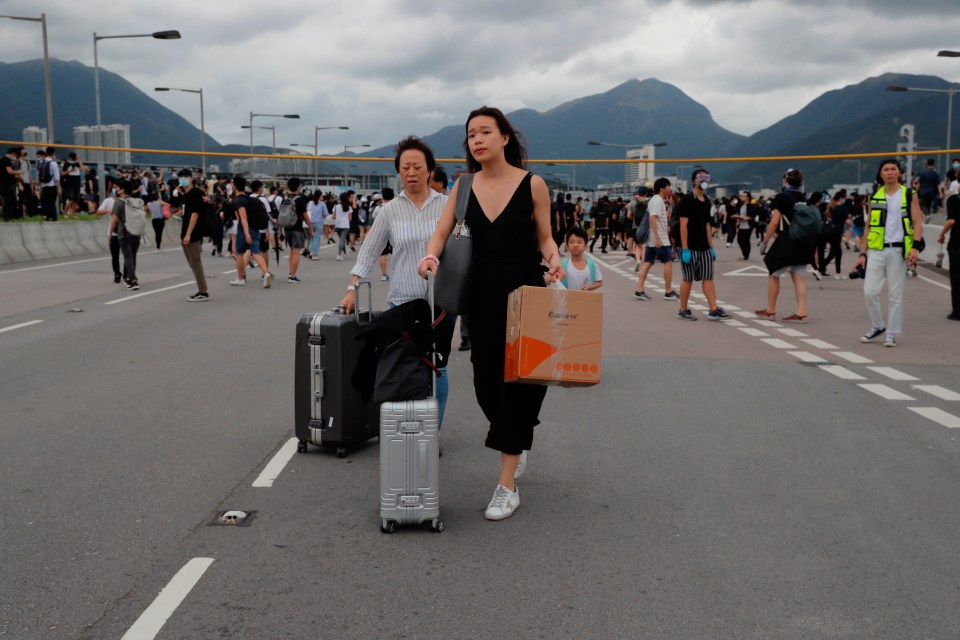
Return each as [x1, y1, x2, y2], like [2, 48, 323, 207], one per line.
[465, 172, 548, 455]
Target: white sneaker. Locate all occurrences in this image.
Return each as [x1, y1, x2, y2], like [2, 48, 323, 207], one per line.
[230, 278, 246, 286]
[484, 484, 520, 521]
[514, 451, 527, 479]
[263, 272, 273, 289]
[336, 255, 345, 261]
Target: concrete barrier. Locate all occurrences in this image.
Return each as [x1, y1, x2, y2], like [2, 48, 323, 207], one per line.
[19, 223, 55, 261]
[0, 225, 31, 263]
[41, 221, 74, 257]
[75, 219, 107, 254]
[163, 217, 182, 248]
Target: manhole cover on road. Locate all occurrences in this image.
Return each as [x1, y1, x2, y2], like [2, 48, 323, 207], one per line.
[209, 510, 257, 527]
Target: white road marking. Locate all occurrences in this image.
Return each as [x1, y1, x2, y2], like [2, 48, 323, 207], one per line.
[252, 438, 300, 488]
[831, 351, 874, 364]
[912, 385, 960, 401]
[778, 328, 808, 337]
[866, 366, 919, 381]
[788, 351, 828, 363]
[733, 310, 755, 318]
[819, 365, 866, 380]
[724, 319, 747, 327]
[120, 557, 215, 640]
[689, 304, 709, 311]
[801, 338, 839, 350]
[724, 265, 768, 276]
[857, 384, 915, 401]
[753, 319, 781, 328]
[104, 282, 194, 305]
[917, 275, 951, 291]
[0, 249, 182, 276]
[739, 327, 769, 337]
[908, 407, 960, 429]
[761, 338, 797, 349]
[0, 319, 44, 334]
[724, 304, 741, 311]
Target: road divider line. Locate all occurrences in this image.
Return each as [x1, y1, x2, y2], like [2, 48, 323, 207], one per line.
[801, 338, 839, 350]
[819, 365, 866, 380]
[0, 248, 183, 276]
[857, 383, 915, 401]
[724, 319, 747, 327]
[911, 385, 960, 401]
[831, 351, 874, 364]
[866, 366, 919, 381]
[0, 319, 44, 334]
[761, 338, 797, 349]
[778, 328, 808, 337]
[752, 319, 781, 328]
[104, 282, 194, 305]
[917, 275, 951, 291]
[908, 407, 960, 429]
[120, 557, 214, 640]
[252, 437, 300, 488]
[734, 311, 755, 318]
[788, 350, 828, 363]
[738, 327, 769, 337]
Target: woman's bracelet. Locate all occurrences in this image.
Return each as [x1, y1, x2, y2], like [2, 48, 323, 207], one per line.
[418, 255, 439, 267]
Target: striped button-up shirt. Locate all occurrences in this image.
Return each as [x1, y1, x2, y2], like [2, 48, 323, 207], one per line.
[351, 188, 448, 307]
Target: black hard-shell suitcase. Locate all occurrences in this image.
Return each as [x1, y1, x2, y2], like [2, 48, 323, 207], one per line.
[294, 281, 379, 457]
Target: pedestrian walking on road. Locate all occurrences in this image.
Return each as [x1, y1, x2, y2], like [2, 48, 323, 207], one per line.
[38, 147, 61, 221]
[108, 179, 144, 291]
[756, 169, 814, 323]
[938, 187, 959, 320]
[854, 159, 924, 347]
[421, 106, 565, 522]
[230, 176, 273, 288]
[146, 193, 165, 251]
[676, 168, 731, 321]
[177, 169, 210, 302]
[634, 177, 678, 301]
[284, 177, 310, 283]
[306, 190, 328, 259]
[333, 192, 352, 261]
[735, 191, 756, 260]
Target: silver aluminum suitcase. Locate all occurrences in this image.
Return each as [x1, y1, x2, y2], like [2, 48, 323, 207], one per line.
[379, 272, 443, 534]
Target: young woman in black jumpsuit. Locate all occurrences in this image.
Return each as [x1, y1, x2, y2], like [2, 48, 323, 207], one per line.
[421, 107, 564, 521]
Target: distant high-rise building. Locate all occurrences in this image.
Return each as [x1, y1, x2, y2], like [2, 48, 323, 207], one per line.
[22, 126, 48, 144]
[626, 146, 657, 187]
[73, 124, 131, 165]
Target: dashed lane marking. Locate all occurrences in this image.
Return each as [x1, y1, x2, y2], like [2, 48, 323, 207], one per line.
[801, 338, 839, 350]
[734, 311, 756, 319]
[819, 365, 867, 380]
[866, 366, 920, 382]
[738, 327, 769, 337]
[857, 384, 915, 401]
[788, 351, 828, 363]
[917, 275, 951, 291]
[831, 351, 874, 364]
[0, 319, 44, 334]
[778, 328, 808, 337]
[120, 558, 215, 640]
[724, 320, 747, 327]
[104, 282, 194, 305]
[761, 338, 797, 349]
[908, 407, 960, 429]
[0, 249, 182, 276]
[753, 319, 781, 328]
[912, 385, 960, 401]
[252, 437, 299, 488]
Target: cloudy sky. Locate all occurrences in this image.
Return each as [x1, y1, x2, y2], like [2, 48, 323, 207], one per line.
[3, 0, 960, 153]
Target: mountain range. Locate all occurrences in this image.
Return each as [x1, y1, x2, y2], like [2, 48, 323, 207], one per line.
[2, 58, 956, 191]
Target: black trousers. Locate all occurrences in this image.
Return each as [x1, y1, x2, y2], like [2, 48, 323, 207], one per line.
[151, 218, 165, 249]
[120, 235, 140, 282]
[40, 186, 58, 220]
[817, 234, 843, 274]
[590, 225, 608, 251]
[949, 249, 960, 315]
[737, 228, 752, 259]
[725, 224, 737, 245]
[110, 236, 123, 279]
[1, 184, 17, 220]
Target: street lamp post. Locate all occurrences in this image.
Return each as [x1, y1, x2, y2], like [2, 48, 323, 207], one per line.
[313, 126, 348, 190]
[155, 87, 205, 175]
[546, 163, 577, 192]
[242, 125, 277, 180]
[94, 29, 180, 196]
[886, 84, 959, 157]
[342, 144, 370, 190]
[248, 112, 299, 157]
[588, 140, 666, 188]
[1, 13, 53, 141]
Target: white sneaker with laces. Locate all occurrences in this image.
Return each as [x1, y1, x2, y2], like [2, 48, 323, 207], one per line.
[263, 272, 274, 289]
[230, 278, 246, 286]
[514, 451, 527, 479]
[484, 484, 520, 521]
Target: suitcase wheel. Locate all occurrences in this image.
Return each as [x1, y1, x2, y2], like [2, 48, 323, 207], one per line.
[381, 520, 397, 534]
[297, 440, 309, 453]
[336, 447, 347, 459]
[430, 519, 444, 533]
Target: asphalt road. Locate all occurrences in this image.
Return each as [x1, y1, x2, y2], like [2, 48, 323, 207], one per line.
[1, 235, 958, 639]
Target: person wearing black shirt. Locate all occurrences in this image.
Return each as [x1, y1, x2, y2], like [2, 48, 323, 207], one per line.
[0, 147, 20, 221]
[817, 190, 848, 278]
[676, 167, 731, 321]
[917, 158, 941, 219]
[230, 175, 272, 287]
[285, 177, 311, 283]
[177, 168, 209, 301]
[589, 196, 610, 253]
[939, 193, 960, 320]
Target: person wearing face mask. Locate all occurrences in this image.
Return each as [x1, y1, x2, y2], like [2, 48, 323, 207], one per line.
[177, 169, 210, 302]
[944, 158, 960, 196]
[676, 168, 732, 321]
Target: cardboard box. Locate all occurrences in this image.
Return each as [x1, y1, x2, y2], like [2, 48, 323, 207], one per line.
[504, 286, 602, 387]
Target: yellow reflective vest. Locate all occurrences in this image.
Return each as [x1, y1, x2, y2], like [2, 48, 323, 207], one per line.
[867, 187, 914, 258]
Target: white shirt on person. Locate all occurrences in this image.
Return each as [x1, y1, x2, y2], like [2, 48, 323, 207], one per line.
[333, 204, 352, 229]
[350, 189, 447, 307]
[564, 259, 602, 291]
[41, 157, 60, 187]
[646, 194, 670, 247]
[884, 187, 905, 244]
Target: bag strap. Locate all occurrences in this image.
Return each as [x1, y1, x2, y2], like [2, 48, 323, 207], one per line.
[454, 174, 473, 225]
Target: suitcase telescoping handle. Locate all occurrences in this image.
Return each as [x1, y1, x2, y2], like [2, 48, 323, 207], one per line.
[334, 279, 374, 323]
[427, 271, 437, 399]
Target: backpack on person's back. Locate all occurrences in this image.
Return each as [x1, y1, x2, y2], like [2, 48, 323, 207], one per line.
[277, 195, 298, 229]
[120, 197, 148, 237]
[38, 158, 54, 184]
[786, 202, 823, 243]
[634, 202, 650, 244]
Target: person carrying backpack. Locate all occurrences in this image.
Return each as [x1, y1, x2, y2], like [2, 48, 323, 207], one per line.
[282, 177, 311, 282]
[756, 168, 818, 323]
[108, 179, 146, 290]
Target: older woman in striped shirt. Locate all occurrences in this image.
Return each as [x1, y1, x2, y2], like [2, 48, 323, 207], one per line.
[340, 136, 454, 424]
